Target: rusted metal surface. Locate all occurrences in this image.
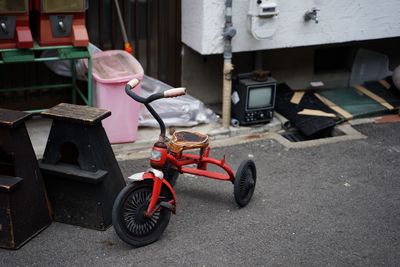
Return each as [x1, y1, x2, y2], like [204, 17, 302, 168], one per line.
[245, 134, 262, 140]
[169, 131, 209, 153]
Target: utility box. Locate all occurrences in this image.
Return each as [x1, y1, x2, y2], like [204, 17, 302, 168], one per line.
[39, 103, 126, 230]
[34, 0, 89, 47]
[0, 108, 51, 250]
[0, 0, 33, 48]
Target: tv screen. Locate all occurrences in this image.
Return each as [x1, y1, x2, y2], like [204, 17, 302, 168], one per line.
[247, 86, 272, 109]
[0, 0, 28, 13]
[42, 0, 85, 13]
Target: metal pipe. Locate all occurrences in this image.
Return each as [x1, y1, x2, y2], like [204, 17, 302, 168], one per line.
[254, 51, 263, 70]
[222, 0, 236, 128]
[113, 0, 133, 54]
[274, 111, 291, 130]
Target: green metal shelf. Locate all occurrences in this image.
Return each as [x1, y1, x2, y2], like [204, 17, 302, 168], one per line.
[0, 42, 93, 112]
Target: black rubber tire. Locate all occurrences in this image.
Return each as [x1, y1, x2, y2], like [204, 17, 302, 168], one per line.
[112, 180, 172, 247]
[165, 167, 179, 187]
[234, 160, 257, 207]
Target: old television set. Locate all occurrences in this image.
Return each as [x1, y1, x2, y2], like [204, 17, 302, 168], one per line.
[0, 0, 33, 49]
[231, 72, 277, 125]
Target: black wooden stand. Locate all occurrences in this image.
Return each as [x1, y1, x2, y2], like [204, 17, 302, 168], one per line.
[39, 103, 126, 230]
[0, 109, 51, 249]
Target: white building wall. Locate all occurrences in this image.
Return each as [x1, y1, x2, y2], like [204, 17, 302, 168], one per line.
[182, 0, 400, 55]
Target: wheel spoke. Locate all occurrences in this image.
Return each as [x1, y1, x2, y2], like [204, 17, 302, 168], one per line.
[119, 184, 171, 237]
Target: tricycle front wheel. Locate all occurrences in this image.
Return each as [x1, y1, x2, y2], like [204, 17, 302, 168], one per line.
[234, 160, 257, 207]
[112, 180, 171, 247]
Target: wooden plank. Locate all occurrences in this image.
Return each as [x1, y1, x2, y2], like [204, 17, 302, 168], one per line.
[39, 162, 108, 184]
[314, 93, 354, 120]
[290, 91, 305, 104]
[41, 103, 111, 125]
[0, 108, 31, 128]
[378, 80, 391, 89]
[0, 175, 23, 192]
[353, 85, 394, 110]
[298, 109, 336, 118]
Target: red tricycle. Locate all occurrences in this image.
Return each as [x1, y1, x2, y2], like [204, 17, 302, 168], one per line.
[112, 79, 257, 247]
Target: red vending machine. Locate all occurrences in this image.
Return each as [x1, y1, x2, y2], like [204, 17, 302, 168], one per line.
[0, 0, 33, 48]
[34, 0, 89, 47]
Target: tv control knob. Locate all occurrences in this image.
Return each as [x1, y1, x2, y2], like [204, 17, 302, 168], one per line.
[259, 112, 265, 119]
[1, 22, 8, 33]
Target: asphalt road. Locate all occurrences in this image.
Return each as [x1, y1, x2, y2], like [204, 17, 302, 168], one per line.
[1, 122, 400, 266]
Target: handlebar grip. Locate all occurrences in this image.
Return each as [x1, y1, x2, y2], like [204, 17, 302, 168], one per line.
[127, 78, 140, 89]
[163, 87, 186, 98]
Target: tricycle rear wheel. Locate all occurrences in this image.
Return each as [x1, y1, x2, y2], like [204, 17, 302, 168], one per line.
[234, 160, 257, 207]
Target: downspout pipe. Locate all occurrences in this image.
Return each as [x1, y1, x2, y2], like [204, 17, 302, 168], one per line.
[222, 0, 236, 128]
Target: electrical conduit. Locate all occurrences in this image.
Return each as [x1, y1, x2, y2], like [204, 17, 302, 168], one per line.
[222, 0, 236, 128]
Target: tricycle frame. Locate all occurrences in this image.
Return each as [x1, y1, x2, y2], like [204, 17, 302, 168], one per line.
[112, 79, 257, 247]
[143, 145, 235, 217]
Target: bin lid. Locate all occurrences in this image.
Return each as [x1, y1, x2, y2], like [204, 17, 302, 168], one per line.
[89, 50, 144, 84]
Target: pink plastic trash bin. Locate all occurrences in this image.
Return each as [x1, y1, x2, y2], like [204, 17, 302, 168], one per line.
[89, 50, 144, 143]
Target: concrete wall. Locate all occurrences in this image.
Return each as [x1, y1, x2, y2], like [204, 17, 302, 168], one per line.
[182, 38, 400, 105]
[182, 45, 315, 105]
[182, 0, 400, 55]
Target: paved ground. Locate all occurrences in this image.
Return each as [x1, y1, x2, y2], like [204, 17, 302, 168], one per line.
[1, 122, 400, 266]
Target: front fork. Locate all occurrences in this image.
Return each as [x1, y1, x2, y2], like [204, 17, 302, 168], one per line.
[132, 170, 176, 217]
[145, 178, 163, 217]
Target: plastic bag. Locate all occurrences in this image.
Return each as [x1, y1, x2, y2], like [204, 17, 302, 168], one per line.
[350, 49, 392, 85]
[139, 75, 218, 127]
[43, 45, 217, 127]
[42, 43, 102, 81]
